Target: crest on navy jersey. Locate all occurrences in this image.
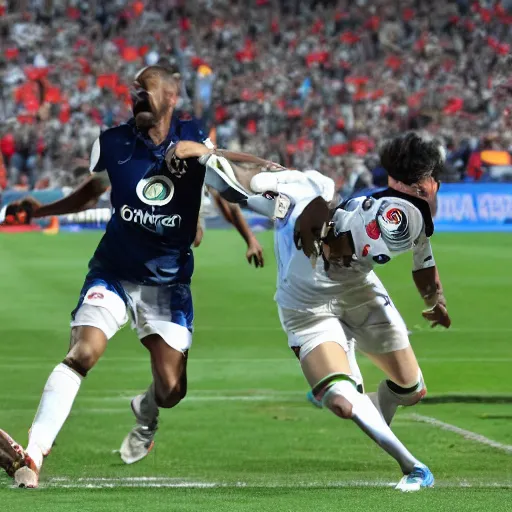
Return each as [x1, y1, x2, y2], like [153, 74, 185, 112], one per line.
[136, 175, 175, 206]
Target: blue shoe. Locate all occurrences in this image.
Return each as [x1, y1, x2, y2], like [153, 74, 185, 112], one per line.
[306, 390, 323, 409]
[395, 464, 434, 492]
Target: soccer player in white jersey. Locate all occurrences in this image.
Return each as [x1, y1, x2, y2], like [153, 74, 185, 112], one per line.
[201, 131, 450, 491]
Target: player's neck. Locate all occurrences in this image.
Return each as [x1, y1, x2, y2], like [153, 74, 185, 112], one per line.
[148, 112, 173, 146]
[388, 177, 419, 197]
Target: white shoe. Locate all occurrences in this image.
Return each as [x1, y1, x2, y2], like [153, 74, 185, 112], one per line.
[0, 429, 39, 488]
[14, 465, 39, 488]
[395, 463, 435, 492]
[119, 395, 158, 465]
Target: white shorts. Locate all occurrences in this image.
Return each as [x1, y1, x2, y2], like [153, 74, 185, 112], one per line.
[71, 281, 193, 353]
[278, 294, 409, 361]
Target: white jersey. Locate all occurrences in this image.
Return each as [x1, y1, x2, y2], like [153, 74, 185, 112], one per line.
[268, 171, 435, 311]
[199, 186, 215, 220]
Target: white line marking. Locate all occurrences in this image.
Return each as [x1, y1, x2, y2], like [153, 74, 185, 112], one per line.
[39, 477, 512, 490]
[3, 357, 512, 367]
[407, 414, 512, 454]
[5, 392, 512, 412]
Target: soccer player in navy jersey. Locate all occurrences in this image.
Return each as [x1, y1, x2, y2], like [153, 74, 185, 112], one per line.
[0, 66, 268, 488]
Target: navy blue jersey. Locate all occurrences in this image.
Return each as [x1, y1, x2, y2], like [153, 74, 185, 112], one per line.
[88, 115, 210, 285]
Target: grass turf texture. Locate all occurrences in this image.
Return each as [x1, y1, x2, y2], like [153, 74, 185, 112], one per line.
[0, 230, 511, 511]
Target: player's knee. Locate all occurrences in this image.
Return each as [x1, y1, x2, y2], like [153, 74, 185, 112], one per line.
[155, 379, 187, 409]
[63, 342, 103, 377]
[316, 376, 359, 419]
[384, 370, 426, 406]
[325, 393, 353, 419]
[63, 355, 93, 377]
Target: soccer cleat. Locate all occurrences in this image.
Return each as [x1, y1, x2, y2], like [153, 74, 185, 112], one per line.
[395, 463, 434, 492]
[306, 390, 323, 408]
[119, 394, 158, 464]
[0, 429, 39, 488]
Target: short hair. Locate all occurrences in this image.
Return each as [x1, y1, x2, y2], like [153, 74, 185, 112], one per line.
[379, 132, 446, 185]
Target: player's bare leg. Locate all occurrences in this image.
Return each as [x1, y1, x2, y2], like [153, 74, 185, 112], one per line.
[0, 326, 107, 488]
[301, 341, 433, 491]
[364, 347, 426, 426]
[120, 334, 187, 464]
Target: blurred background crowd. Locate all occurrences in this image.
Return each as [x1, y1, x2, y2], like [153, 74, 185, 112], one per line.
[0, 0, 511, 197]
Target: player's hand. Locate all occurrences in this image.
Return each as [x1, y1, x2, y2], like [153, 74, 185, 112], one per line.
[193, 224, 204, 248]
[19, 196, 42, 216]
[1, 196, 42, 225]
[246, 238, 264, 268]
[422, 303, 451, 328]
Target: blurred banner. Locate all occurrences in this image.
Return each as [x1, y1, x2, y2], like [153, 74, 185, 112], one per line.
[3, 184, 512, 232]
[435, 183, 512, 231]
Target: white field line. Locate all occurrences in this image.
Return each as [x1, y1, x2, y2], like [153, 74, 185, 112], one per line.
[407, 414, 512, 455]
[38, 477, 512, 490]
[5, 391, 512, 410]
[3, 357, 512, 366]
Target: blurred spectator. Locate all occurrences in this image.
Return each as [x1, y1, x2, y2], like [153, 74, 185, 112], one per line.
[0, 0, 510, 192]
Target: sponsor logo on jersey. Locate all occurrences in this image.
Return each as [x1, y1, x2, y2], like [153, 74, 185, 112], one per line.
[120, 205, 182, 230]
[136, 175, 175, 206]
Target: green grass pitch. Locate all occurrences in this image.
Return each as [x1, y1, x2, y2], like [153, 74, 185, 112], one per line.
[0, 230, 511, 511]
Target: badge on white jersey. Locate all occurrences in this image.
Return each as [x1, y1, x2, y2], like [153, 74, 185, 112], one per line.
[330, 196, 424, 265]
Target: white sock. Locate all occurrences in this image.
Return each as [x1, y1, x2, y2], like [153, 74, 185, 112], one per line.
[374, 373, 425, 425]
[367, 388, 398, 425]
[26, 363, 82, 469]
[325, 381, 419, 474]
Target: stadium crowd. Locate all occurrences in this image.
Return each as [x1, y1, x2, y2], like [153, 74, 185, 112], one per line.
[0, 0, 511, 195]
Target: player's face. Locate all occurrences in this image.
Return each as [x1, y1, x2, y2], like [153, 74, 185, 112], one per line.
[132, 73, 177, 131]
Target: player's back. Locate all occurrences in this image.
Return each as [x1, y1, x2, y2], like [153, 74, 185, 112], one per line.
[272, 173, 400, 310]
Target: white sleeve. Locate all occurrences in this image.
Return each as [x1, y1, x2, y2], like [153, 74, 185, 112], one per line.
[251, 170, 335, 203]
[412, 231, 435, 271]
[250, 169, 335, 225]
[89, 137, 110, 187]
[89, 137, 106, 174]
[203, 138, 215, 150]
[0, 205, 7, 224]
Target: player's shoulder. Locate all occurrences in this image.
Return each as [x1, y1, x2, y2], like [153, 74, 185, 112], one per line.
[174, 111, 206, 141]
[90, 122, 135, 173]
[99, 122, 134, 145]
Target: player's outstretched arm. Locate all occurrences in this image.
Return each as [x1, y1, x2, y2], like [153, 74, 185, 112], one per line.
[210, 188, 264, 268]
[412, 264, 451, 329]
[31, 174, 110, 218]
[173, 141, 212, 160]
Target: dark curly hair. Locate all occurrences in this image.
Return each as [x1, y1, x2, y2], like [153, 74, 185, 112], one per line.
[379, 132, 445, 185]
